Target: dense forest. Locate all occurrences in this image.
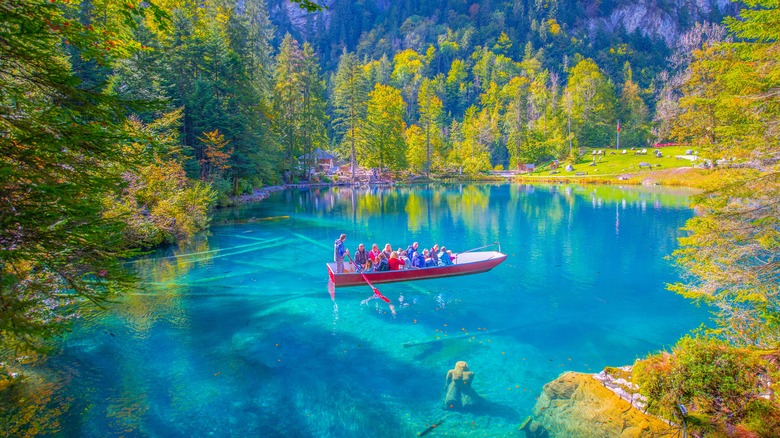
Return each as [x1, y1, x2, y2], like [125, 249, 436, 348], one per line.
[1, 0, 779, 435]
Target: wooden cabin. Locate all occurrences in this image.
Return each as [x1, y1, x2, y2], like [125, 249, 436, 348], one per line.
[314, 149, 337, 170]
[518, 163, 536, 173]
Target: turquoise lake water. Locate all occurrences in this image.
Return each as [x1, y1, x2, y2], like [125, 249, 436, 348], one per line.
[49, 184, 708, 437]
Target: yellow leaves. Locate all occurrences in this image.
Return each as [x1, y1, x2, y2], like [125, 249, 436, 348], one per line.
[391, 49, 425, 83]
[404, 124, 426, 174]
[198, 130, 233, 180]
[547, 19, 561, 36]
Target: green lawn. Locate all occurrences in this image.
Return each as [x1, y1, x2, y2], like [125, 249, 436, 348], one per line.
[530, 146, 701, 177]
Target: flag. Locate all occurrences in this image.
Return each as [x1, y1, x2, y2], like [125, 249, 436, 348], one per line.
[617, 120, 621, 133]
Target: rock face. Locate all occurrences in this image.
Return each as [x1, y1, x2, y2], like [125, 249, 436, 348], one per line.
[589, 0, 732, 45]
[522, 371, 674, 438]
[444, 361, 478, 410]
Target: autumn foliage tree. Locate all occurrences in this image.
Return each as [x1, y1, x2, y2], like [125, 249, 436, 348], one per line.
[637, 2, 780, 433]
[359, 84, 407, 171]
[199, 130, 233, 182]
[668, 0, 780, 348]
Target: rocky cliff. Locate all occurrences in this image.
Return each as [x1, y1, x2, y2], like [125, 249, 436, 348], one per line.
[272, 0, 736, 45]
[592, 0, 734, 43]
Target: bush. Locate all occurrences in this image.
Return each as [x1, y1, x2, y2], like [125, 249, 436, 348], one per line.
[236, 178, 254, 195]
[633, 336, 775, 434]
[210, 178, 233, 208]
[251, 177, 263, 190]
[743, 399, 780, 436]
[105, 159, 217, 247]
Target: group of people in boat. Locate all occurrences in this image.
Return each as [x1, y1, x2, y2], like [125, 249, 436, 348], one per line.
[333, 234, 455, 274]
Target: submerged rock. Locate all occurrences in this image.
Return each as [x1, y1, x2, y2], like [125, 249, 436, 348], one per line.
[444, 361, 478, 409]
[523, 371, 674, 437]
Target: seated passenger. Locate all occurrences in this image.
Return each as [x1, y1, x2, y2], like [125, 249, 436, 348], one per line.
[382, 243, 393, 260]
[405, 242, 419, 261]
[438, 246, 453, 266]
[388, 251, 406, 270]
[412, 249, 425, 268]
[423, 249, 435, 267]
[374, 253, 390, 272]
[369, 244, 381, 262]
[430, 244, 439, 265]
[353, 243, 369, 272]
[399, 249, 411, 267]
[363, 259, 375, 273]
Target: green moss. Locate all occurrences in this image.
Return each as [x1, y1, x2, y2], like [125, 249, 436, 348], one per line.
[603, 366, 631, 381]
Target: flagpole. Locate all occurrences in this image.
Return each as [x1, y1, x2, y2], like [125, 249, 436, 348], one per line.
[616, 119, 620, 150]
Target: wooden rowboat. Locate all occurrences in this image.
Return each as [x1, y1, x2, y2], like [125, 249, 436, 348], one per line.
[327, 250, 507, 287]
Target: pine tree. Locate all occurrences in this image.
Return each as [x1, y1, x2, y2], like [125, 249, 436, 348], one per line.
[503, 76, 531, 167]
[300, 42, 329, 180]
[332, 51, 369, 179]
[273, 34, 305, 181]
[417, 79, 444, 175]
[617, 62, 650, 149]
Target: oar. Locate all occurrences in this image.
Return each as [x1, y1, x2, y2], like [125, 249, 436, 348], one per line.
[346, 253, 392, 305]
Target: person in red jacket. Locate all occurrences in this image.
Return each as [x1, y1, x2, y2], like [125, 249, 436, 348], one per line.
[388, 251, 405, 270]
[368, 243, 381, 262]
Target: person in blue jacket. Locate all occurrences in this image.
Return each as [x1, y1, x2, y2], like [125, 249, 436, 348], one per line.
[334, 234, 349, 273]
[412, 248, 426, 268]
[374, 252, 390, 271]
[438, 246, 453, 266]
[405, 242, 419, 261]
[423, 249, 436, 267]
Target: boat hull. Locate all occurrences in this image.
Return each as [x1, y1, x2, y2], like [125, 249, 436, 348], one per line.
[327, 251, 506, 287]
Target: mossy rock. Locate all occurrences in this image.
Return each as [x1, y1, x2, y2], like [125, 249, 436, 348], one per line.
[528, 372, 675, 437]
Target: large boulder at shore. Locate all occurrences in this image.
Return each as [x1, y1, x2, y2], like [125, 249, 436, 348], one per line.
[522, 371, 673, 437]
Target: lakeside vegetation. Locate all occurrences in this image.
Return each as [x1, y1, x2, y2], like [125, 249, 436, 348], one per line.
[1, 0, 778, 435]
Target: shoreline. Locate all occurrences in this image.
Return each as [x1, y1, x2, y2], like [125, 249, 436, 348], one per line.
[227, 168, 712, 208]
[225, 169, 709, 206]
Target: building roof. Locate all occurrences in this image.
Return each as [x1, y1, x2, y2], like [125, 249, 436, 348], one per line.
[314, 148, 337, 160]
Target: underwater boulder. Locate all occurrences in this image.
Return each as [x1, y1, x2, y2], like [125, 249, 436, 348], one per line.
[444, 361, 478, 409]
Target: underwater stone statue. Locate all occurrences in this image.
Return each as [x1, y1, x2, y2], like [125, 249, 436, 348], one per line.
[444, 361, 478, 409]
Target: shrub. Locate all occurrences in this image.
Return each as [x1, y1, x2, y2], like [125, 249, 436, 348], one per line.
[250, 177, 263, 190]
[236, 178, 254, 195]
[210, 178, 233, 208]
[634, 336, 774, 434]
[742, 398, 780, 436]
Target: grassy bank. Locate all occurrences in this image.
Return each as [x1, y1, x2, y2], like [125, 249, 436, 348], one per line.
[510, 146, 724, 189]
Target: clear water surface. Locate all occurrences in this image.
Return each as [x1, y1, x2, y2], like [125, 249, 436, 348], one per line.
[49, 184, 708, 437]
